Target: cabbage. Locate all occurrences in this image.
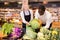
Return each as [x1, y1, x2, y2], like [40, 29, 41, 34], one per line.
[26, 25, 35, 31]
[26, 26, 37, 39]
[29, 19, 41, 29]
[23, 34, 32, 39]
[23, 34, 35, 40]
[26, 30, 37, 39]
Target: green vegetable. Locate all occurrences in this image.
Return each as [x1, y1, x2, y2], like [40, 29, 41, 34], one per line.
[26, 25, 35, 31]
[23, 34, 35, 40]
[2, 23, 14, 35]
[40, 27, 50, 35]
[26, 30, 37, 39]
[29, 19, 41, 29]
[23, 34, 32, 39]
[26, 26, 37, 39]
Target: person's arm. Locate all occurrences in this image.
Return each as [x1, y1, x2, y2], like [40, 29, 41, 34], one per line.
[20, 11, 28, 24]
[45, 20, 52, 28]
[45, 13, 53, 28]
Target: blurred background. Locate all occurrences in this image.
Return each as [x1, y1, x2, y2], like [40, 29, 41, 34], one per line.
[0, 0, 60, 22]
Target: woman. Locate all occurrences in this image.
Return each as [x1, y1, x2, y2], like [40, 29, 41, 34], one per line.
[21, 0, 33, 25]
[35, 4, 53, 30]
[20, 0, 33, 38]
[20, 8, 33, 38]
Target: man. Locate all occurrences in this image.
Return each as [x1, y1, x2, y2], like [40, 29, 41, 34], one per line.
[35, 4, 53, 29]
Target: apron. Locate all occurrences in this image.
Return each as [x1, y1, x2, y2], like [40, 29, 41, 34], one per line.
[21, 10, 31, 38]
[22, 10, 31, 28]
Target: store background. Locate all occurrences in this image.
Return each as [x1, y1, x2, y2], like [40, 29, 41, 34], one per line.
[0, 0, 60, 21]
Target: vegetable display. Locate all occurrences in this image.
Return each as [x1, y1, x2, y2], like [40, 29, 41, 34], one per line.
[23, 26, 37, 40]
[1, 18, 60, 40]
[10, 27, 22, 38]
[26, 25, 35, 31]
[26, 26, 37, 39]
[29, 19, 42, 29]
[2, 23, 14, 35]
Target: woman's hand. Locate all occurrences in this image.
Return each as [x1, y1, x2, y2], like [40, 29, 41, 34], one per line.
[26, 22, 30, 25]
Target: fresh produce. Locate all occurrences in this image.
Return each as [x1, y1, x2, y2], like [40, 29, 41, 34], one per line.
[37, 27, 50, 40]
[29, 19, 42, 29]
[23, 35, 35, 40]
[26, 30, 37, 39]
[0, 31, 7, 37]
[23, 34, 32, 40]
[10, 19, 22, 25]
[23, 25, 37, 39]
[23, 19, 42, 39]
[26, 26, 37, 39]
[18, 21, 22, 25]
[40, 27, 50, 34]
[2, 23, 14, 35]
[26, 25, 35, 31]
[10, 27, 22, 38]
[23, 26, 60, 40]
[37, 32, 45, 40]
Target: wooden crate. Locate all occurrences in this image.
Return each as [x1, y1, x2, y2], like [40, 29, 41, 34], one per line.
[52, 22, 60, 28]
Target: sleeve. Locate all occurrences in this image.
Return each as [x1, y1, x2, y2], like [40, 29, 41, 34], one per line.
[45, 13, 53, 28]
[35, 10, 39, 19]
[20, 11, 28, 24]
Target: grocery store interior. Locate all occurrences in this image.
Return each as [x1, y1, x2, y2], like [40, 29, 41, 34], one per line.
[0, 0, 60, 40]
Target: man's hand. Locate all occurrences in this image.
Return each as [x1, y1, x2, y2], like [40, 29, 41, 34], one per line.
[44, 26, 49, 29]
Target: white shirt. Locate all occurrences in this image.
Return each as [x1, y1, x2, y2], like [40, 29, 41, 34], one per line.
[35, 10, 53, 28]
[20, 9, 33, 24]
